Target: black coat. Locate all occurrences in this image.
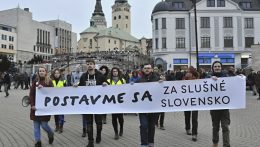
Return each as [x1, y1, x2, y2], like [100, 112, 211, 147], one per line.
[136, 72, 159, 83]
[79, 70, 106, 86]
[3, 73, 10, 84]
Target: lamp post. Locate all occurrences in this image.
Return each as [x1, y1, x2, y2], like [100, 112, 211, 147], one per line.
[191, 0, 199, 70]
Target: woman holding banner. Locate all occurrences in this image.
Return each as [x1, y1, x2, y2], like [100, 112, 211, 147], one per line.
[106, 67, 126, 140]
[29, 66, 54, 147]
[210, 61, 230, 147]
[182, 66, 199, 142]
[51, 69, 66, 134]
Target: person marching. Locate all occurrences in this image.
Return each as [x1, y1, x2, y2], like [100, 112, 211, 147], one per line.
[182, 66, 199, 142]
[51, 68, 66, 134]
[106, 67, 126, 140]
[71, 66, 87, 137]
[99, 65, 109, 124]
[3, 71, 10, 97]
[29, 66, 54, 147]
[136, 63, 160, 147]
[75, 59, 106, 147]
[210, 61, 230, 147]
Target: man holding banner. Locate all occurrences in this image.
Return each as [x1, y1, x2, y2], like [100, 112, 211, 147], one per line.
[210, 61, 230, 147]
[136, 63, 160, 147]
[77, 59, 106, 147]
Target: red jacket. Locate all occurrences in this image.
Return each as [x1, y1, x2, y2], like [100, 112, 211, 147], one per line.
[29, 80, 53, 121]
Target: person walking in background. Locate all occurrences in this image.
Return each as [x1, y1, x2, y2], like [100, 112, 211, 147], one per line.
[71, 66, 83, 85]
[182, 66, 199, 142]
[3, 71, 10, 97]
[165, 70, 175, 81]
[24, 72, 29, 90]
[66, 72, 72, 86]
[71, 66, 87, 137]
[247, 70, 257, 96]
[210, 61, 230, 147]
[0, 72, 3, 92]
[254, 71, 260, 100]
[51, 68, 66, 134]
[99, 65, 109, 124]
[106, 67, 126, 140]
[153, 67, 166, 131]
[227, 66, 236, 77]
[29, 66, 54, 147]
[129, 70, 140, 83]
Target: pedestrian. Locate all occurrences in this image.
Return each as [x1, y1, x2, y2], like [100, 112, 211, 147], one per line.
[29, 66, 54, 147]
[210, 61, 230, 147]
[99, 65, 109, 124]
[71, 66, 87, 137]
[75, 59, 106, 147]
[129, 70, 140, 83]
[247, 70, 257, 95]
[106, 67, 126, 140]
[254, 71, 260, 100]
[153, 67, 166, 131]
[227, 66, 236, 77]
[182, 66, 199, 141]
[51, 68, 66, 134]
[24, 72, 29, 90]
[135, 63, 160, 147]
[71, 66, 83, 85]
[66, 72, 72, 86]
[0, 72, 3, 92]
[3, 71, 10, 97]
[165, 70, 175, 81]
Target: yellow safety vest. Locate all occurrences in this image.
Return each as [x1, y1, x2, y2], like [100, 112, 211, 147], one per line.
[52, 80, 66, 87]
[107, 79, 126, 85]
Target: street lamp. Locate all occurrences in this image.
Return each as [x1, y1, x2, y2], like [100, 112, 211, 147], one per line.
[191, 0, 199, 70]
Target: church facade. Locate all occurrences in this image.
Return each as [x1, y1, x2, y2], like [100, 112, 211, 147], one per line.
[78, 0, 148, 56]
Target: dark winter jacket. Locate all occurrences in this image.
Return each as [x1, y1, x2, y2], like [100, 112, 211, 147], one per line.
[79, 69, 106, 86]
[136, 72, 159, 83]
[29, 80, 53, 121]
[3, 73, 10, 84]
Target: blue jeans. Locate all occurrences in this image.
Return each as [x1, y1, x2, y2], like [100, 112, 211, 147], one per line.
[139, 113, 158, 146]
[33, 121, 53, 142]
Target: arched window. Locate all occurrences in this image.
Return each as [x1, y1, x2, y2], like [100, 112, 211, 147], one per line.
[119, 15, 121, 19]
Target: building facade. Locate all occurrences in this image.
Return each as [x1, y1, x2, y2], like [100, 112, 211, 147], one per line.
[0, 7, 77, 62]
[42, 20, 77, 55]
[152, 0, 260, 71]
[0, 24, 16, 62]
[78, 0, 148, 56]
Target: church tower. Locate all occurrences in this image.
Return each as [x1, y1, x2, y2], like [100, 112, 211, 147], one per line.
[90, 0, 107, 28]
[112, 0, 131, 34]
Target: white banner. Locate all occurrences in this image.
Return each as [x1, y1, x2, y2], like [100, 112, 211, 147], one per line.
[35, 76, 246, 116]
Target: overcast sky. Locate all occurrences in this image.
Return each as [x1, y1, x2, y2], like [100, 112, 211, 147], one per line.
[0, 0, 160, 40]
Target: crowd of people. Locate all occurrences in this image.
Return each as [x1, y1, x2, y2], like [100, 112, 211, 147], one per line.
[0, 60, 258, 147]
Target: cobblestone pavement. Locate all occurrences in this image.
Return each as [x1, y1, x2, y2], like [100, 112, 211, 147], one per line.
[0, 89, 260, 147]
